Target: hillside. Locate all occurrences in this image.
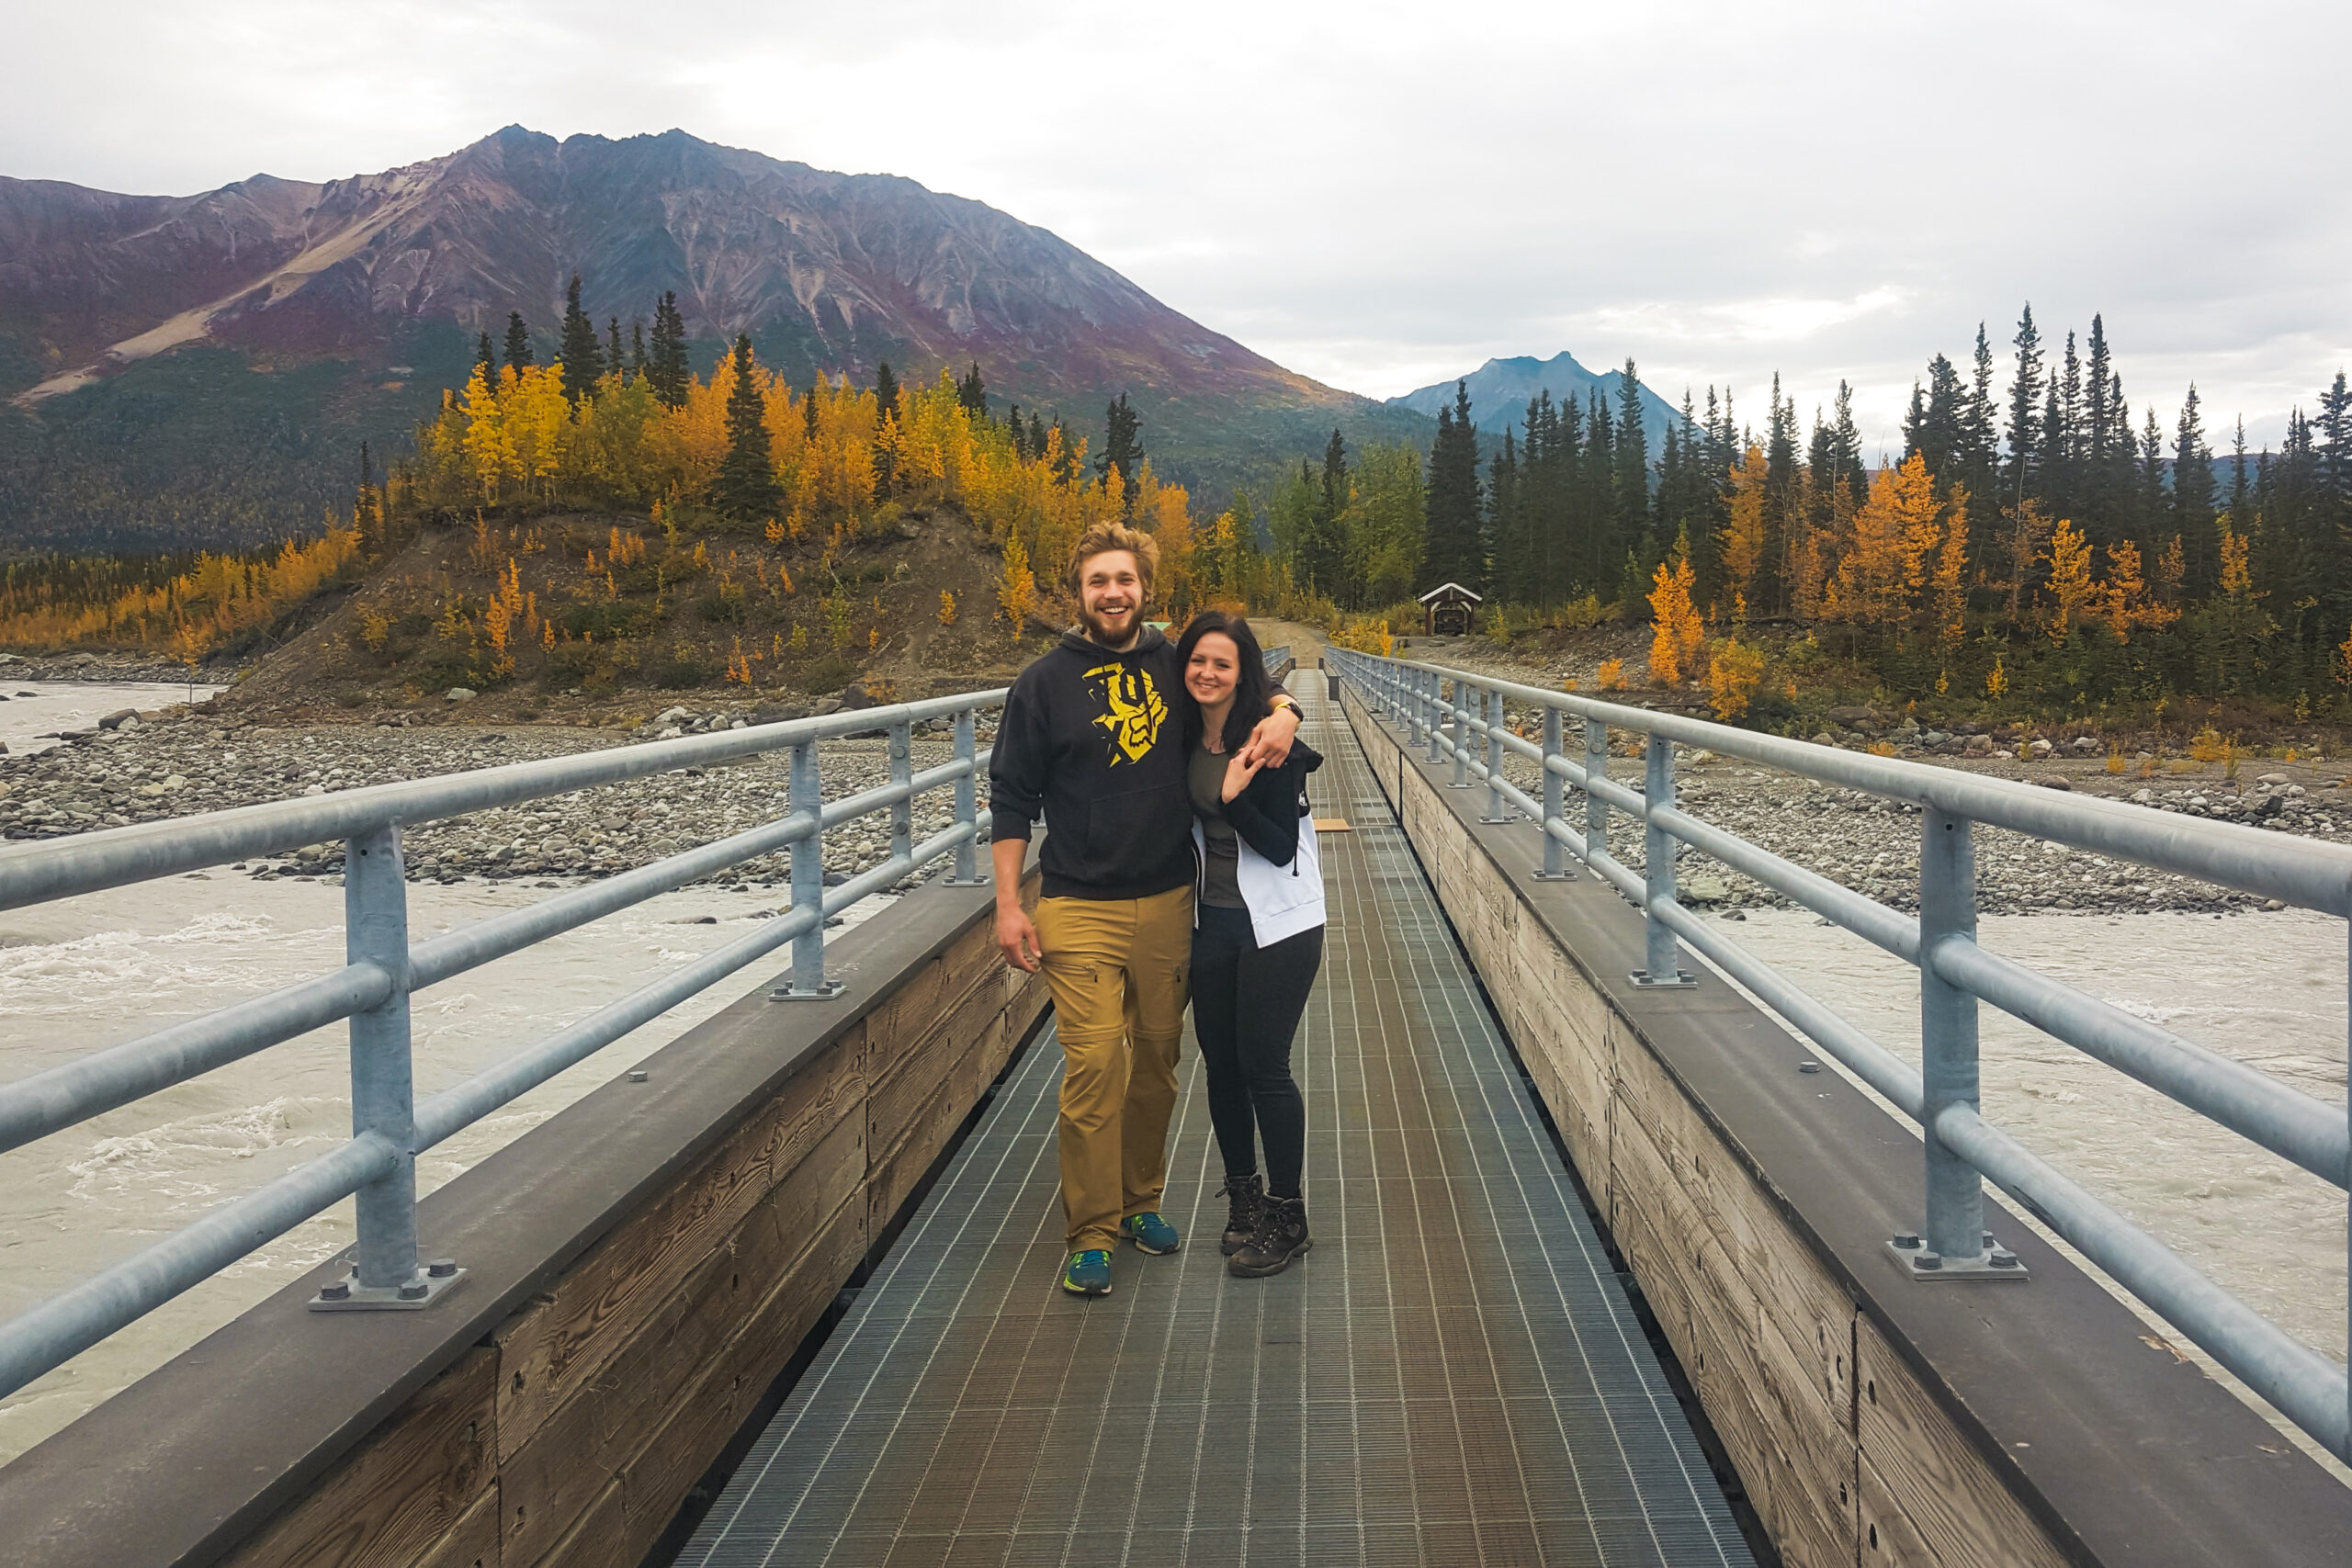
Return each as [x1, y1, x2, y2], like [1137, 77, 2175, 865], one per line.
[1389, 351, 1681, 451]
[0, 127, 1427, 552]
[217, 502, 1036, 725]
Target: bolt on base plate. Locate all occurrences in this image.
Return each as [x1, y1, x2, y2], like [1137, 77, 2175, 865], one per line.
[1630, 969, 1698, 988]
[1888, 1231, 2028, 1280]
[309, 1260, 466, 1312]
[769, 977, 846, 1000]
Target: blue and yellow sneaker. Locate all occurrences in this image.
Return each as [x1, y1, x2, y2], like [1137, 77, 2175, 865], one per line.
[1122, 1212, 1181, 1255]
[1061, 1248, 1114, 1296]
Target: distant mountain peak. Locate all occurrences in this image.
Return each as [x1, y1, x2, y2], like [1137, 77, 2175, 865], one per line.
[1388, 350, 1680, 449]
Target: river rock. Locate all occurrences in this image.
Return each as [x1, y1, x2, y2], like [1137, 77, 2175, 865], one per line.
[446, 687, 477, 702]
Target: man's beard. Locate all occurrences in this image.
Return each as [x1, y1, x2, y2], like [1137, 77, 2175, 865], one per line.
[1077, 599, 1139, 648]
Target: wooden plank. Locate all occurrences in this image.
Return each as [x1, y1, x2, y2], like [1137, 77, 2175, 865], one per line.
[220, 1348, 498, 1568]
[513, 1474, 625, 1568]
[414, 1484, 502, 1568]
[1763, 1220, 1858, 1435]
[498, 1111, 866, 1567]
[611, 1188, 872, 1564]
[1754, 1297, 1859, 1559]
[1856, 1314, 2072, 1568]
[492, 1041, 864, 1462]
[1764, 1431, 1858, 1568]
[1856, 1444, 1937, 1566]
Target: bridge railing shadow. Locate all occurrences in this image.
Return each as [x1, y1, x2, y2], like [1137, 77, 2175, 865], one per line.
[1330, 646, 2350, 1469]
[0, 688, 1004, 1398]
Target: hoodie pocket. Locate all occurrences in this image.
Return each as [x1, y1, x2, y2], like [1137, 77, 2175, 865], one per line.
[1085, 784, 1178, 870]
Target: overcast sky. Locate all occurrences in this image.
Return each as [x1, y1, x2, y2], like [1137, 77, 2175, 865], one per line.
[7, 1, 2346, 454]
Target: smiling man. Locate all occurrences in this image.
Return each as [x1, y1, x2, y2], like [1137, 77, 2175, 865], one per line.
[989, 520, 1297, 1296]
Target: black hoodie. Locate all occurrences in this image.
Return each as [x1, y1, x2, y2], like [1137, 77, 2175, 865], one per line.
[990, 626, 1285, 900]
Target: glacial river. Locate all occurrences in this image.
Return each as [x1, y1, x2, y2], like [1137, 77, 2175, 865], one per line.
[0, 874, 893, 1462]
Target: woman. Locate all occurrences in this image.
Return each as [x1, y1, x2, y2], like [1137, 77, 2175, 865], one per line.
[1175, 610, 1327, 1278]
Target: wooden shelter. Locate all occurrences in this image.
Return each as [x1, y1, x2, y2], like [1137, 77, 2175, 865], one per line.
[1419, 581, 1482, 636]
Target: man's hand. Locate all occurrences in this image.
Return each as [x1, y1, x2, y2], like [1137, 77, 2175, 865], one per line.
[1238, 701, 1299, 769]
[991, 836, 1040, 971]
[997, 901, 1041, 973]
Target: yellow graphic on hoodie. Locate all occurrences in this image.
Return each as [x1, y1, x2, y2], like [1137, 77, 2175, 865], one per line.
[1084, 660, 1167, 765]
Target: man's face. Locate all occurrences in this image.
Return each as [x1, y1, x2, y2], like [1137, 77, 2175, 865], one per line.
[1076, 550, 1147, 648]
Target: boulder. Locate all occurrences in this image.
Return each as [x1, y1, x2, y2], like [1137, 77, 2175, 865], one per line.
[2037, 776, 2074, 791]
[96, 709, 139, 730]
[445, 687, 477, 702]
[2027, 739, 2054, 758]
[2257, 773, 2290, 785]
[1826, 705, 1875, 730]
[840, 682, 878, 711]
[2072, 736, 2101, 753]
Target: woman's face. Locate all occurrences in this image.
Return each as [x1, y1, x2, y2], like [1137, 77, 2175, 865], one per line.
[1185, 632, 1241, 708]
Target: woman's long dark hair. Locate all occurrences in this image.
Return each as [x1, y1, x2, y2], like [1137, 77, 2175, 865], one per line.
[1174, 610, 1271, 752]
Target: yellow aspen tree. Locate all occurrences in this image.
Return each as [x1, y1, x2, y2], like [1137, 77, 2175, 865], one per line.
[1645, 548, 1702, 686]
[1719, 444, 1768, 613]
[2042, 518, 2100, 643]
[998, 533, 1036, 643]
[938, 590, 957, 626]
[1928, 486, 1969, 650]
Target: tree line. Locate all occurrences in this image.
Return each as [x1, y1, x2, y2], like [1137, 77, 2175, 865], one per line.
[1378, 312, 2352, 713]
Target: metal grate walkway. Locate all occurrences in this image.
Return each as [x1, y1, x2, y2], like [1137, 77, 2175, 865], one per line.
[678, 694, 1754, 1566]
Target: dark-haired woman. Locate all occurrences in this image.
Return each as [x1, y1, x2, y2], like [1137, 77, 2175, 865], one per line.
[1175, 611, 1327, 1277]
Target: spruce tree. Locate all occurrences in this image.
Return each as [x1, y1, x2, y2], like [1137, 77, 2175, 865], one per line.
[503, 311, 534, 374]
[2006, 304, 2044, 511]
[606, 317, 625, 380]
[474, 331, 496, 379]
[714, 334, 781, 519]
[1033, 412, 1052, 468]
[2175, 386, 2216, 589]
[1006, 403, 1025, 459]
[629, 321, 648, 383]
[1097, 393, 1145, 497]
[558, 275, 605, 406]
[956, 363, 987, 417]
[875, 361, 899, 420]
[648, 292, 690, 409]
[1421, 381, 1485, 592]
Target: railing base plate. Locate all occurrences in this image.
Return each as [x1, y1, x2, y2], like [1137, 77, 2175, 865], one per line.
[1629, 970, 1698, 988]
[769, 979, 847, 1001]
[938, 876, 990, 888]
[1888, 1233, 2029, 1280]
[308, 1263, 466, 1312]
[1531, 867, 1577, 882]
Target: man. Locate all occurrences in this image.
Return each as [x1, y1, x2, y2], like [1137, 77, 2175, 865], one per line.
[989, 521, 1298, 1296]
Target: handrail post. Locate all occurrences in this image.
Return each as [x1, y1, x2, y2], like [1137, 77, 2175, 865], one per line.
[947, 706, 986, 885]
[1424, 671, 1442, 761]
[888, 718, 913, 866]
[1480, 687, 1510, 823]
[1534, 705, 1572, 880]
[1584, 716, 1609, 866]
[1632, 736, 1694, 987]
[1898, 809, 2022, 1278]
[775, 739, 843, 999]
[313, 825, 458, 1309]
[1449, 680, 1471, 788]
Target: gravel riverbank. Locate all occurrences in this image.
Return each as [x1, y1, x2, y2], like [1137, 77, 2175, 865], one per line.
[0, 702, 1000, 893]
[1391, 647, 2352, 918]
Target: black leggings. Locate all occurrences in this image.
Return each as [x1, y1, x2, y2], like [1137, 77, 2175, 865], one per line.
[1190, 902, 1322, 1198]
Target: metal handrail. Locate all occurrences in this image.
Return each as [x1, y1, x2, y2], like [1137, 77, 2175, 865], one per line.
[1329, 647, 2351, 1465]
[0, 690, 1004, 1397]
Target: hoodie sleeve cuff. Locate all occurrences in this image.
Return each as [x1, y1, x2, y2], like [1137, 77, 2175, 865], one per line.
[989, 807, 1034, 842]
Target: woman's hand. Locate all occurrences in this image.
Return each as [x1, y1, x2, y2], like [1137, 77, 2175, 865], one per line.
[1221, 750, 1263, 803]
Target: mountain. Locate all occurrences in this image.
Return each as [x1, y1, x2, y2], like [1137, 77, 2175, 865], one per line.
[0, 127, 1430, 552]
[1388, 352, 1682, 454]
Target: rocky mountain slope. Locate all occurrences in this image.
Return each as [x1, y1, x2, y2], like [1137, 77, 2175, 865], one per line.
[0, 128, 1430, 550]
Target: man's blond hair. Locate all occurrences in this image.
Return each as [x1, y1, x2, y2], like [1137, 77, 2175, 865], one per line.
[1066, 521, 1159, 597]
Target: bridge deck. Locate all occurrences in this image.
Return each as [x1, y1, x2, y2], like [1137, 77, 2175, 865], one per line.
[678, 695, 1752, 1566]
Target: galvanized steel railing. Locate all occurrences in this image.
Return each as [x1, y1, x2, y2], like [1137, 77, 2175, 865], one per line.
[1329, 647, 2351, 1465]
[0, 691, 1003, 1397]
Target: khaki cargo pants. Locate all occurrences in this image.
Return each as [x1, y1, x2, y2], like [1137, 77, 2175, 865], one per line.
[1035, 885, 1193, 1251]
